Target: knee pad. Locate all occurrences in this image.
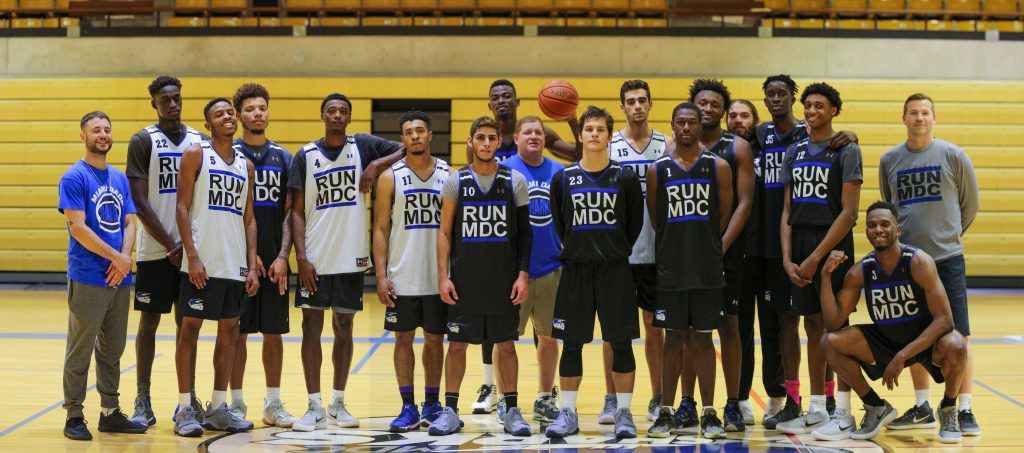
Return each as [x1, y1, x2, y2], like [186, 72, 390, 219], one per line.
[559, 342, 584, 377]
[610, 340, 636, 373]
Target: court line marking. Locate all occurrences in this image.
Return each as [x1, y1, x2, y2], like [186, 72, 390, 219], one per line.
[350, 331, 390, 375]
[973, 378, 1024, 410]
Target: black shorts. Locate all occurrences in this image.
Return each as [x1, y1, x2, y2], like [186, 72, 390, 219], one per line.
[790, 228, 854, 316]
[134, 258, 180, 313]
[239, 278, 290, 335]
[654, 288, 724, 332]
[553, 260, 640, 344]
[631, 264, 657, 313]
[446, 310, 520, 344]
[385, 295, 448, 335]
[935, 254, 970, 336]
[856, 324, 944, 383]
[294, 272, 363, 312]
[178, 276, 245, 321]
[764, 257, 793, 312]
[723, 266, 743, 316]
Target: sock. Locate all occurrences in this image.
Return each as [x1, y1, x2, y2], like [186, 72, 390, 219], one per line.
[837, 391, 852, 416]
[266, 387, 281, 402]
[332, 389, 345, 403]
[482, 364, 495, 387]
[940, 396, 957, 409]
[616, 393, 632, 410]
[308, 392, 323, 409]
[915, 389, 931, 407]
[399, 386, 415, 405]
[825, 380, 836, 398]
[810, 394, 826, 414]
[702, 405, 714, 416]
[785, 380, 801, 406]
[862, 389, 884, 407]
[562, 390, 578, 411]
[138, 382, 151, 396]
[212, 390, 227, 408]
[101, 407, 116, 416]
[445, 392, 459, 412]
[652, 393, 662, 404]
[958, 393, 972, 411]
[504, 391, 518, 408]
[425, 386, 440, 404]
[537, 391, 551, 399]
[739, 399, 753, 411]
[179, 393, 192, 408]
[231, 388, 244, 404]
[767, 396, 785, 415]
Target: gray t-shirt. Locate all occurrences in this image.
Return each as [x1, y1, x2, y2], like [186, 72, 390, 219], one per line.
[442, 165, 529, 208]
[879, 138, 980, 261]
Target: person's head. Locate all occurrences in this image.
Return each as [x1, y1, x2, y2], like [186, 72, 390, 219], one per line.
[233, 83, 270, 135]
[902, 93, 936, 138]
[578, 105, 614, 152]
[469, 116, 500, 163]
[865, 201, 901, 251]
[148, 75, 182, 122]
[800, 82, 842, 129]
[488, 79, 519, 121]
[670, 102, 702, 147]
[619, 79, 652, 125]
[80, 111, 112, 156]
[762, 74, 798, 118]
[514, 115, 545, 158]
[320, 93, 352, 134]
[727, 99, 759, 141]
[689, 78, 732, 130]
[398, 110, 432, 156]
[203, 97, 237, 138]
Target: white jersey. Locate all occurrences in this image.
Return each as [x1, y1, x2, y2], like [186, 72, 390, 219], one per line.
[137, 124, 205, 261]
[301, 137, 371, 275]
[388, 158, 449, 296]
[180, 142, 249, 282]
[609, 129, 667, 265]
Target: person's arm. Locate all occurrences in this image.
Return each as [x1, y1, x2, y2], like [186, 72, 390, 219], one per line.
[549, 169, 566, 243]
[645, 164, 657, 227]
[955, 149, 980, 234]
[358, 134, 406, 193]
[511, 172, 532, 305]
[437, 194, 458, 305]
[126, 132, 182, 264]
[878, 156, 893, 203]
[723, 138, 753, 252]
[265, 151, 293, 296]
[373, 168, 397, 307]
[243, 163, 259, 297]
[624, 170, 645, 247]
[288, 151, 317, 294]
[542, 118, 581, 162]
[780, 146, 810, 287]
[820, 251, 863, 331]
[882, 251, 956, 390]
[796, 146, 863, 281]
[175, 144, 206, 289]
[716, 157, 734, 237]
[827, 130, 859, 149]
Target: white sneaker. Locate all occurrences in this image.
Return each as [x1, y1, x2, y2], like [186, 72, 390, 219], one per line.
[812, 413, 856, 441]
[228, 400, 248, 420]
[739, 399, 755, 426]
[292, 402, 327, 432]
[328, 399, 359, 428]
[777, 410, 829, 434]
[472, 385, 498, 414]
[262, 399, 297, 428]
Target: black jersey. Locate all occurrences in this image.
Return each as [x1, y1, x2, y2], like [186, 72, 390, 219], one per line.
[550, 161, 644, 263]
[451, 166, 520, 314]
[234, 139, 291, 263]
[653, 153, 723, 291]
[495, 139, 518, 163]
[744, 135, 763, 257]
[862, 246, 932, 344]
[784, 139, 847, 228]
[708, 132, 744, 263]
[756, 121, 807, 258]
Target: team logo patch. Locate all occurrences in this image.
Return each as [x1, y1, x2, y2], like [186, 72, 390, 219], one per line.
[655, 310, 666, 322]
[447, 322, 460, 333]
[356, 257, 369, 267]
[552, 318, 565, 330]
[188, 299, 205, 311]
[299, 287, 310, 298]
[386, 312, 398, 324]
[135, 292, 151, 304]
[240, 266, 249, 278]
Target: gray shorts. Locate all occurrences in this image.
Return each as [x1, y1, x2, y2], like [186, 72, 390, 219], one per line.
[519, 268, 560, 337]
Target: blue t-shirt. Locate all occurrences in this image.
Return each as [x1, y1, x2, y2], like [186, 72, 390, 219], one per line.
[58, 161, 137, 287]
[502, 155, 564, 278]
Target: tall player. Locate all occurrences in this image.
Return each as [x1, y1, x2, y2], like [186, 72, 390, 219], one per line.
[125, 75, 206, 426]
[430, 116, 533, 437]
[879, 94, 980, 435]
[777, 83, 863, 438]
[646, 103, 733, 439]
[603, 79, 669, 423]
[288, 93, 405, 431]
[545, 106, 644, 440]
[173, 98, 259, 437]
[373, 111, 450, 433]
[227, 83, 296, 428]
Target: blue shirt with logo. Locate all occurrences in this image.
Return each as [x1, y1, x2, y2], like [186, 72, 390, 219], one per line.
[58, 161, 137, 287]
[502, 155, 563, 278]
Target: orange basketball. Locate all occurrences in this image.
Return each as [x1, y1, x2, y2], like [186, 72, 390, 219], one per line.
[538, 80, 579, 121]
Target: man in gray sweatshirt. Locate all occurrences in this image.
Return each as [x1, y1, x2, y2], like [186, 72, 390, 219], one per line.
[878, 93, 981, 436]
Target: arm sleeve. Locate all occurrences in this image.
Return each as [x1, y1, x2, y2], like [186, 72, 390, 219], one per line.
[441, 171, 460, 201]
[954, 147, 980, 233]
[549, 169, 566, 243]
[287, 150, 306, 191]
[878, 154, 893, 203]
[511, 170, 529, 207]
[281, 148, 293, 189]
[356, 134, 403, 170]
[841, 143, 864, 182]
[624, 169, 644, 246]
[125, 131, 152, 179]
[516, 205, 532, 273]
[57, 170, 86, 213]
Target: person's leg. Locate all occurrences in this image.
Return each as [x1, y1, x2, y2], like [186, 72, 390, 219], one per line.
[300, 309, 325, 395]
[213, 317, 241, 397]
[804, 313, 827, 407]
[331, 311, 355, 393]
[602, 342, 615, 393]
[423, 332, 445, 399]
[679, 329, 696, 400]
[495, 340, 519, 405]
[230, 334, 248, 401]
[642, 310, 663, 399]
[444, 341, 469, 411]
[660, 330, 684, 408]
[63, 282, 105, 421]
[264, 334, 283, 390]
[135, 311, 161, 398]
[537, 336, 558, 393]
[176, 317, 203, 394]
[821, 328, 874, 399]
[720, 315, 741, 400]
[394, 330, 416, 398]
[96, 286, 131, 414]
[933, 333, 967, 403]
[692, 330, 716, 410]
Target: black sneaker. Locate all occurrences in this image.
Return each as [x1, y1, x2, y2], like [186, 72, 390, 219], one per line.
[887, 401, 937, 430]
[959, 408, 981, 436]
[700, 408, 726, 439]
[99, 408, 148, 434]
[826, 396, 836, 416]
[64, 417, 92, 441]
[764, 397, 800, 430]
[723, 401, 745, 432]
[673, 397, 699, 433]
[647, 407, 676, 438]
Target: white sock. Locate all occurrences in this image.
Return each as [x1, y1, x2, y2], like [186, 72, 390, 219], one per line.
[482, 364, 495, 386]
[101, 407, 116, 416]
[958, 393, 972, 411]
[561, 390, 578, 411]
[837, 391, 852, 416]
[266, 387, 281, 402]
[739, 399, 753, 412]
[331, 389, 345, 403]
[916, 389, 930, 407]
[616, 393, 632, 410]
[212, 390, 228, 408]
[537, 391, 551, 398]
[231, 388, 244, 404]
[179, 393, 192, 408]
[767, 396, 785, 416]
[810, 394, 826, 414]
[702, 405, 714, 415]
[309, 392, 323, 409]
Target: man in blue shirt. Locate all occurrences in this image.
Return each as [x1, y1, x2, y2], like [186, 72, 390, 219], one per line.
[58, 112, 147, 440]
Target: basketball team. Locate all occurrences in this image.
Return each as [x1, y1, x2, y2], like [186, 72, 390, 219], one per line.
[58, 75, 980, 445]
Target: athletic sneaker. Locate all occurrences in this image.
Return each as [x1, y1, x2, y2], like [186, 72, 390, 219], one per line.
[614, 407, 637, 438]
[888, 401, 937, 430]
[764, 399, 800, 430]
[389, 403, 420, 433]
[762, 396, 785, 425]
[700, 407, 726, 439]
[938, 405, 962, 443]
[131, 395, 156, 426]
[203, 402, 254, 433]
[851, 401, 898, 440]
[534, 393, 560, 422]
[723, 401, 745, 432]
[959, 409, 981, 436]
[495, 398, 507, 424]
[328, 399, 359, 428]
[647, 395, 662, 422]
[172, 394, 205, 424]
[173, 406, 203, 437]
[228, 400, 248, 420]
[826, 396, 836, 416]
[545, 408, 579, 438]
[292, 402, 327, 432]
[811, 413, 856, 441]
[597, 393, 617, 424]
[648, 407, 676, 438]
[503, 407, 532, 436]
[262, 399, 296, 428]
[64, 417, 92, 441]
[98, 408, 147, 434]
[777, 410, 829, 434]
[427, 406, 462, 436]
[738, 399, 754, 426]
[674, 397, 699, 433]
[420, 401, 442, 427]
[472, 384, 497, 414]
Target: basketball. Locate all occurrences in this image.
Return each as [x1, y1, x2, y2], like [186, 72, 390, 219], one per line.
[538, 80, 579, 121]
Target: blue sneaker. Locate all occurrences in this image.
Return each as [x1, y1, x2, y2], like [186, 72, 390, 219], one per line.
[545, 408, 579, 438]
[389, 403, 420, 433]
[427, 407, 463, 436]
[495, 398, 507, 424]
[420, 401, 442, 427]
[503, 407, 532, 436]
[131, 395, 156, 426]
[674, 397, 699, 433]
[172, 394, 204, 424]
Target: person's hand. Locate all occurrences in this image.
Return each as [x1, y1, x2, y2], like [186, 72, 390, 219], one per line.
[359, 163, 379, 194]
[796, 255, 822, 283]
[245, 268, 260, 296]
[297, 258, 318, 295]
[166, 243, 183, 267]
[268, 257, 289, 296]
[187, 255, 208, 289]
[822, 250, 848, 276]
[510, 274, 528, 305]
[105, 253, 132, 286]
[882, 355, 906, 391]
[440, 278, 458, 305]
[784, 260, 811, 287]
[376, 275, 398, 307]
[255, 255, 267, 278]
[828, 131, 858, 149]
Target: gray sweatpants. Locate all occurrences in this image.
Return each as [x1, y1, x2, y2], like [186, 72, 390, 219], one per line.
[62, 280, 130, 419]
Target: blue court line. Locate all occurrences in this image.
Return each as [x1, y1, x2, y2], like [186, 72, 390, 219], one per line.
[0, 356, 154, 438]
[350, 331, 390, 375]
[974, 379, 1024, 411]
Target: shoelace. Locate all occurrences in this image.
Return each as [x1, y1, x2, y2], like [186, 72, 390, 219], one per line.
[476, 385, 492, 401]
[940, 409, 960, 431]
